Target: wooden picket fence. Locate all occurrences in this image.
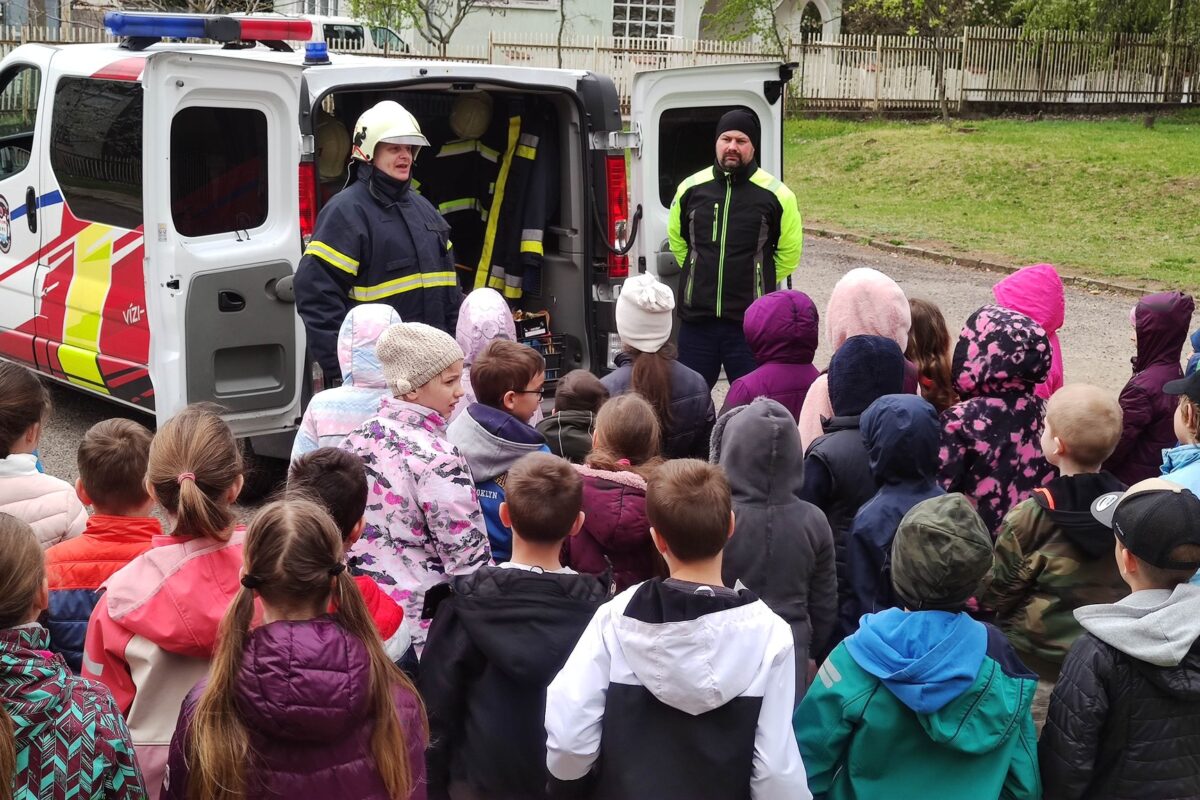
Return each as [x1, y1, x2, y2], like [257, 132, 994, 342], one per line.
[0, 24, 1194, 113]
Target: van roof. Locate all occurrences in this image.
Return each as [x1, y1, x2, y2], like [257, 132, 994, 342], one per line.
[17, 41, 591, 87]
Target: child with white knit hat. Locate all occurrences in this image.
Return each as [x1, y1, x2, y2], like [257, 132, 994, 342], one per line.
[340, 321, 492, 652]
[601, 274, 715, 458]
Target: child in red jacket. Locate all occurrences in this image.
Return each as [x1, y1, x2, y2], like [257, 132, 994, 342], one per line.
[44, 419, 160, 672]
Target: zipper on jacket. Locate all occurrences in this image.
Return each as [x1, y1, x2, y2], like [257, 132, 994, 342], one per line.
[686, 210, 697, 305]
[716, 176, 733, 318]
[754, 260, 763, 299]
[712, 202, 718, 241]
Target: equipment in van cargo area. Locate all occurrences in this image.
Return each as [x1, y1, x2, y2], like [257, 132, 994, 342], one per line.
[0, 22, 791, 452]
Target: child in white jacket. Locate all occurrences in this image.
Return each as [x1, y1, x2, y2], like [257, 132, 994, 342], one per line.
[0, 362, 86, 548]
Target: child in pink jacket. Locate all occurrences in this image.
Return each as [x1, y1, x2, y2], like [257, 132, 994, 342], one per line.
[992, 263, 1065, 400]
[83, 404, 249, 799]
[341, 322, 491, 653]
[0, 361, 87, 548]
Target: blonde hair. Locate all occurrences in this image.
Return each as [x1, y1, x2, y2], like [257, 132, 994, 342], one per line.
[0, 514, 46, 791]
[147, 404, 242, 539]
[1045, 384, 1123, 468]
[186, 498, 425, 800]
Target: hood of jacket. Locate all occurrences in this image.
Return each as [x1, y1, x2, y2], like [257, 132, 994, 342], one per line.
[847, 609, 1029, 753]
[1192, 327, 1200, 355]
[828, 335, 906, 416]
[450, 566, 610, 684]
[826, 267, 911, 352]
[1133, 291, 1195, 371]
[743, 290, 818, 366]
[992, 264, 1064, 335]
[861, 394, 940, 485]
[1031, 472, 1127, 558]
[612, 580, 785, 715]
[337, 304, 401, 389]
[1163, 444, 1200, 477]
[574, 464, 649, 548]
[1076, 583, 1200, 671]
[235, 617, 374, 742]
[711, 398, 803, 506]
[952, 305, 1051, 400]
[456, 288, 516, 367]
[447, 403, 546, 482]
[0, 626, 68, 729]
[103, 530, 245, 658]
[538, 410, 596, 443]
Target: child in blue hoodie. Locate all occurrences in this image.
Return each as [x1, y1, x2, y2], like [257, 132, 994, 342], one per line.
[447, 340, 550, 561]
[841, 393, 944, 637]
[795, 493, 1040, 800]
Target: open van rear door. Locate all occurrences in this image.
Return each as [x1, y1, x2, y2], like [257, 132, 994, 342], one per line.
[142, 52, 304, 436]
[629, 62, 793, 293]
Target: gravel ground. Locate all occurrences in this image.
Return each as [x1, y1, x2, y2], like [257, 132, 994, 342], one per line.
[36, 234, 1200, 495]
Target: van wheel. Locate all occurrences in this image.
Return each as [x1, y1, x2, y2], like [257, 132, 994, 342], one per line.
[238, 441, 289, 506]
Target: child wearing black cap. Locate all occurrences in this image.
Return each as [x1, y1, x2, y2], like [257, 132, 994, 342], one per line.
[1040, 478, 1200, 800]
[1160, 370, 1200, 494]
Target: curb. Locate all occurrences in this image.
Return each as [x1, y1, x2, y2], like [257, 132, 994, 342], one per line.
[803, 226, 1150, 298]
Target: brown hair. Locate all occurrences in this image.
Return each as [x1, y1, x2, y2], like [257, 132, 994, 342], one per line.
[553, 369, 609, 414]
[0, 513, 46, 791]
[77, 419, 154, 513]
[586, 393, 663, 478]
[1045, 384, 1123, 468]
[646, 459, 731, 563]
[471, 340, 545, 410]
[146, 404, 242, 540]
[1177, 396, 1200, 444]
[187, 498, 425, 800]
[288, 448, 368, 539]
[626, 344, 676, 431]
[504, 452, 583, 544]
[1133, 544, 1200, 588]
[0, 361, 51, 457]
[905, 298, 957, 414]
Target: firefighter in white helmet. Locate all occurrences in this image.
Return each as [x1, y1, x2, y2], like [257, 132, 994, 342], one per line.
[295, 100, 462, 386]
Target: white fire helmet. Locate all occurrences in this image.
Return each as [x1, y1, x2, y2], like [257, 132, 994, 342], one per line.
[350, 100, 430, 162]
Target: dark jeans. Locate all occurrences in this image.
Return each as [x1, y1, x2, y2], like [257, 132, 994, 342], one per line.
[678, 318, 757, 389]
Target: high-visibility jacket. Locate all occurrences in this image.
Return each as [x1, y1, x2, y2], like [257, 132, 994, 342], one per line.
[295, 164, 463, 381]
[667, 159, 802, 324]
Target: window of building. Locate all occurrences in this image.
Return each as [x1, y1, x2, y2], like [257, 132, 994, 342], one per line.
[612, 0, 677, 38]
[50, 78, 142, 228]
[170, 107, 268, 238]
[0, 64, 40, 179]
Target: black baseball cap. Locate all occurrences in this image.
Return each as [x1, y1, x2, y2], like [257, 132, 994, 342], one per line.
[1164, 371, 1200, 404]
[1091, 478, 1200, 569]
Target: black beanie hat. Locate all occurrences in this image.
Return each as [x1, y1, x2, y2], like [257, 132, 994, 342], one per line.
[828, 335, 906, 417]
[715, 108, 759, 145]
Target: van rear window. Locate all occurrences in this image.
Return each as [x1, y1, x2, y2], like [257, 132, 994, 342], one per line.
[50, 78, 143, 229]
[657, 106, 759, 207]
[170, 107, 268, 238]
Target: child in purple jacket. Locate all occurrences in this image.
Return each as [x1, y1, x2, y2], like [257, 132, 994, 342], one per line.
[720, 290, 820, 423]
[163, 497, 428, 800]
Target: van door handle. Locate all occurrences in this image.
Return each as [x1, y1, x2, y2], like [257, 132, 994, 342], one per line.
[25, 187, 36, 234]
[218, 290, 246, 312]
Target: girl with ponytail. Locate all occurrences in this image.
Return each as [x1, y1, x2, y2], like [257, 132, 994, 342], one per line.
[161, 498, 427, 800]
[83, 404, 247, 799]
[0, 512, 145, 799]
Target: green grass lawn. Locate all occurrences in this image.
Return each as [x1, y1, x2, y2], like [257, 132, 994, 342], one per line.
[782, 111, 1200, 290]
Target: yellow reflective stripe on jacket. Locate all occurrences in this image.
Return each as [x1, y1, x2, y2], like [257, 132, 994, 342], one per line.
[519, 240, 543, 255]
[350, 271, 458, 302]
[304, 241, 360, 276]
[486, 274, 523, 299]
[474, 115, 522, 290]
[438, 197, 480, 214]
[516, 144, 536, 160]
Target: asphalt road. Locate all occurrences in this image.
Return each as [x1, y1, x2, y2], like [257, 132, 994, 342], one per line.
[37, 234, 1200, 492]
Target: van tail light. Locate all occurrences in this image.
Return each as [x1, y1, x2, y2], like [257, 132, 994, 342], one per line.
[605, 154, 630, 279]
[299, 161, 317, 245]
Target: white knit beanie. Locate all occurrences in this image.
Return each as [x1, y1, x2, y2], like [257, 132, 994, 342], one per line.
[615, 273, 675, 353]
[376, 322, 464, 396]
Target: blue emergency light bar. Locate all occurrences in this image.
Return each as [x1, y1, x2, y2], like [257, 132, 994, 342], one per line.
[104, 12, 313, 49]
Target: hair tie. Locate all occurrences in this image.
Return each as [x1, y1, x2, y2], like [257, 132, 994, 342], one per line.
[617, 458, 631, 466]
[328, 563, 347, 577]
[240, 573, 263, 589]
[177, 472, 196, 485]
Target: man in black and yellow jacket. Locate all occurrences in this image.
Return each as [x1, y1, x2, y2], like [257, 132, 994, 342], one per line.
[666, 109, 803, 388]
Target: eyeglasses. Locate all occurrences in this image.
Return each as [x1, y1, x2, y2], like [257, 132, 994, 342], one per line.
[512, 387, 545, 398]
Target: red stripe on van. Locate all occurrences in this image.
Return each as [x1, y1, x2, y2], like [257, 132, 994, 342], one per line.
[92, 58, 144, 82]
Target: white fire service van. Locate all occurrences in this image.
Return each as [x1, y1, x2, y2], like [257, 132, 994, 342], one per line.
[0, 12, 792, 458]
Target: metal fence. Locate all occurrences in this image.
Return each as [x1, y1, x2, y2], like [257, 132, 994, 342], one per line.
[0, 24, 1194, 113]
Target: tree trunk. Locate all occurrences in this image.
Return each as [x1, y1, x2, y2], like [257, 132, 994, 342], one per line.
[935, 42, 950, 123]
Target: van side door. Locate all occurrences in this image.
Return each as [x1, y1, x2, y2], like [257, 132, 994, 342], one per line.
[629, 62, 792, 298]
[0, 48, 53, 368]
[141, 52, 304, 436]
